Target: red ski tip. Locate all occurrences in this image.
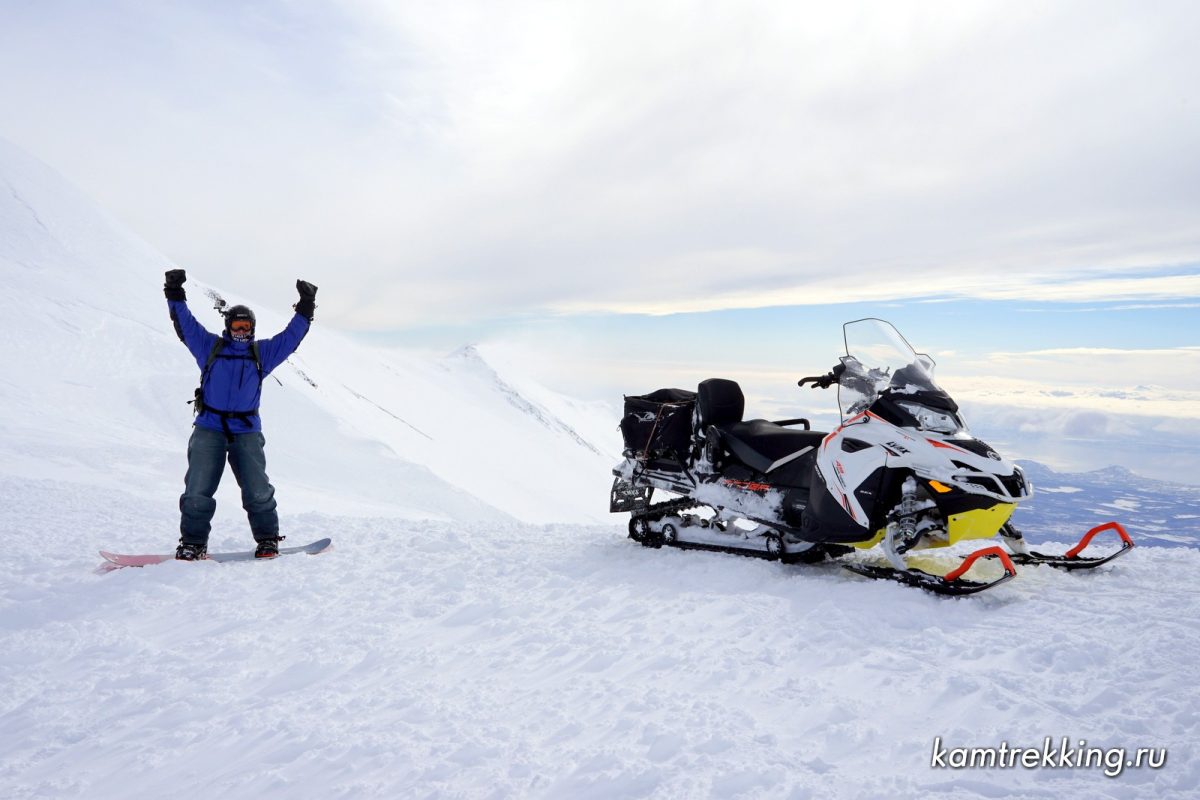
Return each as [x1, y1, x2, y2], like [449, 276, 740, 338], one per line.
[943, 546, 1017, 583]
[1065, 521, 1134, 559]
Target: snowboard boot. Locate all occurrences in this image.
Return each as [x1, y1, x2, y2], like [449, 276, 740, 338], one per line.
[254, 536, 285, 559]
[175, 541, 208, 561]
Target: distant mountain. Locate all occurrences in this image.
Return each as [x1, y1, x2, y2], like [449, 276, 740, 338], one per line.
[1013, 460, 1200, 548]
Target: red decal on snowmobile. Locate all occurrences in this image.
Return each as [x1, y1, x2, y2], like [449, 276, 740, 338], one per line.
[722, 479, 773, 493]
[926, 438, 966, 452]
[823, 412, 871, 449]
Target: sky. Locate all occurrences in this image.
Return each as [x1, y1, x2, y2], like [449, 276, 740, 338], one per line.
[1, 0, 1199, 480]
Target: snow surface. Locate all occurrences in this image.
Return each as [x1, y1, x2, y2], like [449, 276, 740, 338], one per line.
[2, 137, 1199, 798]
[3, 477, 1198, 799]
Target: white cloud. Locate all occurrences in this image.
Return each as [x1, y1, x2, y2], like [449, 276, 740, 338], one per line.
[1, 1, 1198, 327]
[550, 268, 1200, 315]
[962, 346, 1200, 395]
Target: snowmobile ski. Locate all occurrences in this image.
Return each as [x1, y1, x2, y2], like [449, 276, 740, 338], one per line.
[97, 538, 332, 572]
[1001, 521, 1134, 571]
[843, 546, 1018, 596]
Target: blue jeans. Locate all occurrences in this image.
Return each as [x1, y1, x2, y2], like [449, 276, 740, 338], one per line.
[179, 427, 279, 545]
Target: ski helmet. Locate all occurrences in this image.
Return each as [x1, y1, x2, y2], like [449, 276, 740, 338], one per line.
[224, 304, 256, 340]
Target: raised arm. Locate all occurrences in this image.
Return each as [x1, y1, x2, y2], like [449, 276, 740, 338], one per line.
[258, 280, 317, 374]
[164, 269, 218, 367]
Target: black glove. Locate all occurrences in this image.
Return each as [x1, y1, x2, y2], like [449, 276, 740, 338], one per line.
[294, 279, 317, 321]
[164, 268, 187, 301]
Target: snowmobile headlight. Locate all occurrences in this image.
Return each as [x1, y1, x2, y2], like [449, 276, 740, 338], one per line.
[897, 401, 962, 434]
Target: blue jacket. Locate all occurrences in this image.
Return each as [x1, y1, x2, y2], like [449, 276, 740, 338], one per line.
[169, 299, 310, 434]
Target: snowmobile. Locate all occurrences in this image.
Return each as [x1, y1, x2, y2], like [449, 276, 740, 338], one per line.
[610, 318, 1133, 595]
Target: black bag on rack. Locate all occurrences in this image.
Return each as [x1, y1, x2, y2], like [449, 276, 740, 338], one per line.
[619, 388, 697, 463]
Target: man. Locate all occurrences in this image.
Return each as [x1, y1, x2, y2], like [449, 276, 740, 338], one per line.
[163, 268, 318, 560]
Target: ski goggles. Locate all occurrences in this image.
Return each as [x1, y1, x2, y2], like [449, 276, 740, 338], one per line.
[229, 320, 254, 333]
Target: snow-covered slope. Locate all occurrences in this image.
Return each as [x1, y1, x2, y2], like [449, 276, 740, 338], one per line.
[0, 135, 620, 526]
[2, 138, 1197, 799]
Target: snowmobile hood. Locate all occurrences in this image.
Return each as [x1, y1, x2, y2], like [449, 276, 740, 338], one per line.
[909, 433, 1031, 502]
[821, 412, 1031, 503]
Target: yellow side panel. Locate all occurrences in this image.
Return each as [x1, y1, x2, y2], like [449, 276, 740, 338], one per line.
[850, 529, 886, 549]
[945, 503, 1015, 545]
[846, 502, 1015, 549]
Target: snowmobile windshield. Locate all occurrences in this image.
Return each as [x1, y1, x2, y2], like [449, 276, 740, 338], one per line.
[837, 319, 963, 432]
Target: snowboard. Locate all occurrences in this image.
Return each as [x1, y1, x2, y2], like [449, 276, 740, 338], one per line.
[97, 537, 332, 572]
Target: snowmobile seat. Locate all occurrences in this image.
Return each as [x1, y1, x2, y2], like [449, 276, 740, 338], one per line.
[720, 419, 828, 474]
[697, 378, 745, 427]
[697, 379, 826, 473]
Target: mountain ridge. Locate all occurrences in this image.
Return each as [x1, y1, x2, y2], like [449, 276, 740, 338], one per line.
[0, 135, 617, 524]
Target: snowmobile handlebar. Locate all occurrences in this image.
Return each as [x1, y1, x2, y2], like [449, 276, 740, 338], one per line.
[798, 362, 846, 389]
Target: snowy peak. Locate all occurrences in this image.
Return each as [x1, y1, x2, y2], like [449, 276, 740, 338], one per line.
[445, 344, 612, 459]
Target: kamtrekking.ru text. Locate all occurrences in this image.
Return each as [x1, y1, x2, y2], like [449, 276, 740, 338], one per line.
[930, 737, 1167, 778]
